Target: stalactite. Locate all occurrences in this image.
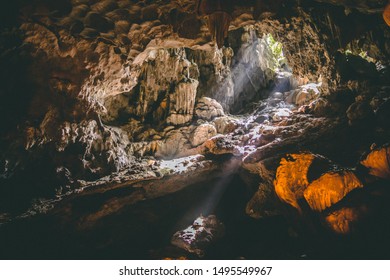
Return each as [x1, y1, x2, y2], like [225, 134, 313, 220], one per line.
[207, 12, 232, 48]
[197, 0, 233, 48]
[326, 12, 334, 40]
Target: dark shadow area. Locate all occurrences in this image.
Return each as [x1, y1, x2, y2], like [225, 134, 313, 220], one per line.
[1, 171, 390, 260]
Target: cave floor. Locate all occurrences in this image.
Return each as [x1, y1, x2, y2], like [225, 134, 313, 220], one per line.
[1, 170, 390, 260]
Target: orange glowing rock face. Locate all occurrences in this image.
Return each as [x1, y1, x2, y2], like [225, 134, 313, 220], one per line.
[273, 153, 316, 212]
[324, 207, 360, 235]
[304, 170, 363, 212]
[384, 3, 390, 26]
[361, 145, 390, 179]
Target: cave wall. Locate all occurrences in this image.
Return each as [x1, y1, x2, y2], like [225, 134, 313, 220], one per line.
[0, 0, 389, 216]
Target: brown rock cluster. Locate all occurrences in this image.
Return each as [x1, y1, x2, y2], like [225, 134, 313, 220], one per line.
[271, 144, 390, 234]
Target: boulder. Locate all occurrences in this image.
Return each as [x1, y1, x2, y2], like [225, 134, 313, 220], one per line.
[190, 123, 217, 147]
[285, 83, 321, 106]
[171, 215, 225, 257]
[273, 153, 317, 212]
[155, 130, 188, 159]
[272, 108, 292, 122]
[195, 97, 224, 121]
[79, 27, 100, 39]
[106, 9, 130, 21]
[303, 170, 363, 212]
[360, 144, 390, 180]
[203, 135, 238, 155]
[273, 153, 335, 212]
[213, 116, 238, 134]
[69, 20, 84, 35]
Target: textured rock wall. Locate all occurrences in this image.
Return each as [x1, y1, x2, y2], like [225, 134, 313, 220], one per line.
[1, 0, 389, 217]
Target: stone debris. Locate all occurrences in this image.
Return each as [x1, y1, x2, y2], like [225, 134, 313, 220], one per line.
[171, 215, 225, 257]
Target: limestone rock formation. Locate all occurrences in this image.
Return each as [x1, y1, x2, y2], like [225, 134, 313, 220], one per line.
[195, 97, 224, 120]
[285, 83, 322, 106]
[324, 206, 366, 235]
[246, 182, 281, 219]
[269, 146, 390, 235]
[197, 0, 233, 48]
[190, 123, 217, 147]
[213, 116, 238, 134]
[171, 215, 225, 257]
[273, 153, 328, 212]
[360, 144, 390, 179]
[0, 0, 390, 260]
[384, 2, 390, 26]
[166, 80, 199, 125]
[304, 170, 363, 212]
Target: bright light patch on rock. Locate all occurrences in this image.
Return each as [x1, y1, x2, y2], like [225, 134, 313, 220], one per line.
[159, 155, 206, 174]
[286, 82, 322, 106]
[171, 215, 225, 257]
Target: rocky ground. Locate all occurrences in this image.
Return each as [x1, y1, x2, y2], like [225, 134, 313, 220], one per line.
[0, 0, 390, 259]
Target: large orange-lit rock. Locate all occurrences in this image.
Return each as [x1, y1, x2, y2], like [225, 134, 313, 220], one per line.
[324, 207, 361, 235]
[384, 3, 390, 26]
[273, 153, 316, 212]
[303, 170, 363, 212]
[360, 145, 390, 179]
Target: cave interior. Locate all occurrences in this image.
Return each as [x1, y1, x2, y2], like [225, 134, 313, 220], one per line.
[0, 0, 390, 259]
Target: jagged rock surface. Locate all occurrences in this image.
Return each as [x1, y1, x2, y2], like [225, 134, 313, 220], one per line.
[0, 0, 389, 242]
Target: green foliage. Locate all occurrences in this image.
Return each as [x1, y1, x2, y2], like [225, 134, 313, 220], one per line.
[265, 33, 286, 71]
[344, 48, 375, 63]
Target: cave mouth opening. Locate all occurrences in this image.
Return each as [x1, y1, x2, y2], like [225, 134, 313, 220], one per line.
[206, 30, 297, 116]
